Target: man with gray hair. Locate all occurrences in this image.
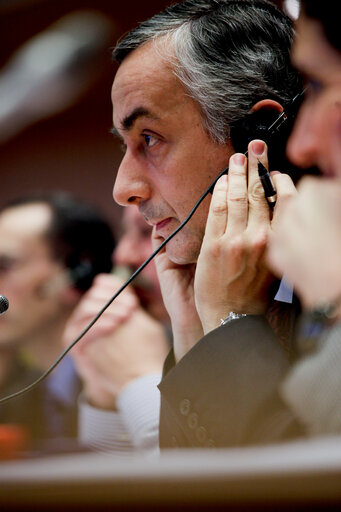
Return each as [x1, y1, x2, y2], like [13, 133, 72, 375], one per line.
[110, 0, 303, 448]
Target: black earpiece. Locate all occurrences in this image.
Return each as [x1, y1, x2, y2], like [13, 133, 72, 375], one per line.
[69, 261, 94, 291]
[230, 108, 284, 155]
[229, 92, 307, 182]
[230, 107, 296, 174]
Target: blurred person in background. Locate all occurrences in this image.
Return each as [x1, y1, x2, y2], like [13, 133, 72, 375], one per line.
[0, 191, 116, 448]
[63, 206, 169, 454]
[267, 0, 341, 436]
[0, 192, 169, 455]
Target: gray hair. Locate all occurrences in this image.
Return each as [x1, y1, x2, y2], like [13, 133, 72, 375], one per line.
[113, 0, 301, 144]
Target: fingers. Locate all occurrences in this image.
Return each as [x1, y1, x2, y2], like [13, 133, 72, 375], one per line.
[83, 274, 138, 317]
[266, 173, 298, 280]
[247, 140, 271, 232]
[271, 171, 297, 203]
[214, 140, 271, 239]
[267, 198, 297, 279]
[271, 172, 297, 230]
[226, 153, 248, 236]
[207, 139, 296, 246]
[62, 273, 139, 348]
[204, 174, 228, 240]
[207, 141, 270, 240]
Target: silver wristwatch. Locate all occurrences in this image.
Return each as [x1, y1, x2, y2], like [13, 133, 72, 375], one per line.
[220, 312, 247, 325]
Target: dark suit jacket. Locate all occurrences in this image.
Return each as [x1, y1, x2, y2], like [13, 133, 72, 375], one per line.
[158, 315, 302, 448]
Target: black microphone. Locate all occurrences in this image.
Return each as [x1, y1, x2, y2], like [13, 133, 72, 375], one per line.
[0, 295, 9, 314]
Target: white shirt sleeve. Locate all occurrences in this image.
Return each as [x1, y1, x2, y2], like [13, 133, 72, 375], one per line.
[78, 395, 134, 454]
[78, 373, 161, 455]
[117, 373, 161, 454]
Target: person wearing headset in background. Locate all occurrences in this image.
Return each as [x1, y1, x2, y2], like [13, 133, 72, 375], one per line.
[267, 0, 341, 436]
[0, 192, 117, 448]
[63, 207, 169, 454]
[110, 0, 306, 449]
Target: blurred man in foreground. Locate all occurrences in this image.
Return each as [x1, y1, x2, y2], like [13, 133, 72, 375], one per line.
[267, 0, 341, 436]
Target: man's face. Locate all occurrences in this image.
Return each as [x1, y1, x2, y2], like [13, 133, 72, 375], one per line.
[114, 207, 168, 322]
[112, 41, 233, 264]
[287, 12, 341, 178]
[0, 204, 68, 348]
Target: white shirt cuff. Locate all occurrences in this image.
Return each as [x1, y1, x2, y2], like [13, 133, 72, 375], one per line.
[78, 395, 134, 454]
[117, 373, 161, 453]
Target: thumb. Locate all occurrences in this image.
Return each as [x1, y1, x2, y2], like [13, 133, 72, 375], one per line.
[270, 171, 297, 230]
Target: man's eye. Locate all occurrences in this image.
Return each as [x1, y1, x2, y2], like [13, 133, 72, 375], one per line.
[143, 134, 159, 147]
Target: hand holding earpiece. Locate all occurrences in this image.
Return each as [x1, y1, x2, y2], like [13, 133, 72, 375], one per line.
[194, 140, 276, 334]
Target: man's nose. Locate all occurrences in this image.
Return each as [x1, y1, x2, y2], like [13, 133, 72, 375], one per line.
[113, 153, 152, 207]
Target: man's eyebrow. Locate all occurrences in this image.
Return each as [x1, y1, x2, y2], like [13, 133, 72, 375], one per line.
[123, 107, 159, 130]
[111, 107, 159, 138]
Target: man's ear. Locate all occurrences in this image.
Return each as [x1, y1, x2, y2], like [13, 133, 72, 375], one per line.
[251, 99, 284, 113]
